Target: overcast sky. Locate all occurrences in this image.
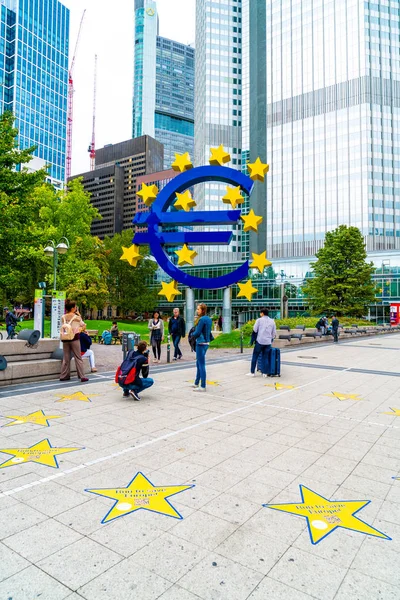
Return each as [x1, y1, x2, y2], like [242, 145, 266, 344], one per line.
[63, 0, 196, 175]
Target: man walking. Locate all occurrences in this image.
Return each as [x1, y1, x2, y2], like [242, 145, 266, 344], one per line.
[168, 307, 186, 360]
[247, 308, 276, 377]
[331, 315, 340, 343]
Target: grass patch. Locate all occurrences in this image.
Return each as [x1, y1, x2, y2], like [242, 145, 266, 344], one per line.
[15, 319, 151, 341]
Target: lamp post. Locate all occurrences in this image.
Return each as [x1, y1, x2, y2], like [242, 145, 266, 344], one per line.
[43, 238, 70, 292]
[44, 238, 69, 341]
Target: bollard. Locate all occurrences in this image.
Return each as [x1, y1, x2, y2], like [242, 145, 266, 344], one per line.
[240, 330, 244, 354]
[0, 355, 7, 371]
[17, 329, 40, 346]
[167, 334, 171, 363]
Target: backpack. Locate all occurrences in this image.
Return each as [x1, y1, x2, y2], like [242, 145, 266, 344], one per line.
[188, 326, 196, 352]
[60, 315, 79, 341]
[115, 352, 138, 387]
[102, 330, 112, 345]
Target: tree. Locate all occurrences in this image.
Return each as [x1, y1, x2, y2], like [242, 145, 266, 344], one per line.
[302, 225, 376, 316]
[104, 230, 158, 315]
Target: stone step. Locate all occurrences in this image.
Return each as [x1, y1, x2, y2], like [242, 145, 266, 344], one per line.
[0, 339, 60, 362]
[0, 357, 89, 387]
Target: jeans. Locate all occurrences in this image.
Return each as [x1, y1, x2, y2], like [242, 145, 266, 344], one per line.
[172, 334, 182, 358]
[6, 325, 15, 339]
[195, 343, 209, 388]
[332, 329, 339, 343]
[123, 377, 154, 394]
[251, 342, 271, 374]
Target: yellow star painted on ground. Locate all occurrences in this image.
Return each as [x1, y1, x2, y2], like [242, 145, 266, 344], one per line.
[86, 472, 194, 523]
[247, 157, 269, 182]
[171, 152, 193, 172]
[264, 485, 391, 545]
[120, 245, 142, 268]
[237, 280, 258, 302]
[265, 383, 296, 391]
[241, 210, 263, 233]
[209, 144, 231, 166]
[175, 244, 198, 266]
[158, 281, 182, 303]
[55, 391, 97, 403]
[174, 190, 196, 212]
[382, 407, 400, 416]
[250, 251, 272, 273]
[324, 392, 363, 401]
[222, 185, 244, 209]
[2, 410, 63, 428]
[136, 183, 158, 207]
[0, 439, 83, 469]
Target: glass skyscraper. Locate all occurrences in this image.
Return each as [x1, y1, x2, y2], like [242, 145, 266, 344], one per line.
[0, 0, 69, 185]
[132, 0, 194, 170]
[250, 0, 400, 274]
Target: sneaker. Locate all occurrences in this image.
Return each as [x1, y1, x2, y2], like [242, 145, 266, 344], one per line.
[246, 373, 255, 377]
[191, 384, 199, 388]
[91, 368, 98, 373]
[193, 387, 206, 393]
[129, 390, 141, 401]
[59, 377, 70, 381]
[262, 374, 268, 378]
[178, 355, 182, 360]
[173, 357, 177, 361]
[81, 377, 89, 383]
[122, 392, 129, 398]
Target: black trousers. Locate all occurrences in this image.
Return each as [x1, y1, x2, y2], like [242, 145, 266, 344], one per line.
[332, 329, 339, 342]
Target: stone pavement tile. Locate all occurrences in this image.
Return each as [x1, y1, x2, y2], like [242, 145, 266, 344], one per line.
[0, 469, 42, 490]
[0, 565, 71, 600]
[78, 560, 171, 600]
[231, 440, 288, 467]
[240, 506, 306, 546]
[300, 464, 350, 487]
[294, 437, 334, 454]
[268, 547, 347, 600]
[267, 447, 322, 475]
[360, 450, 400, 472]
[158, 585, 203, 599]
[335, 569, 400, 600]
[216, 456, 261, 478]
[168, 483, 221, 510]
[351, 540, 400, 586]
[55, 498, 110, 536]
[216, 527, 287, 575]
[328, 443, 378, 462]
[89, 516, 168, 557]
[191, 466, 248, 492]
[0, 541, 30, 583]
[173, 510, 237, 551]
[338, 474, 392, 500]
[129, 532, 208, 582]
[376, 500, 400, 526]
[292, 526, 364, 568]
[3, 518, 82, 562]
[247, 576, 315, 600]
[200, 492, 260, 525]
[352, 462, 396, 485]
[314, 454, 359, 473]
[158, 459, 208, 481]
[37, 537, 123, 591]
[262, 432, 300, 447]
[20, 481, 90, 517]
[227, 475, 282, 505]
[178, 553, 263, 600]
[0, 501, 46, 540]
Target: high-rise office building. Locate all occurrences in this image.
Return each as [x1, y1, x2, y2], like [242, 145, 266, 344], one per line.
[251, 0, 400, 277]
[132, 0, 195, 170]
[0, 0, 69, 185]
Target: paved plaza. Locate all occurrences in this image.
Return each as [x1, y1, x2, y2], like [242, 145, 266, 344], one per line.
[0, 336, 400, 599]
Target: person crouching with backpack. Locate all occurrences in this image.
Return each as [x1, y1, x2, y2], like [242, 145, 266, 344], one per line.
[59, 299, 89, 382]
[117, 341, 154, 401]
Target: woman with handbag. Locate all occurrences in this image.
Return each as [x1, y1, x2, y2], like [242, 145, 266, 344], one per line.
[59, 299, 89, 382]
[148, 310, 164, 363]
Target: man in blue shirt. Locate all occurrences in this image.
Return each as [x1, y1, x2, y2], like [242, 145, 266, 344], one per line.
[168, 307, 186, 360]
[247, 308, 276, 377]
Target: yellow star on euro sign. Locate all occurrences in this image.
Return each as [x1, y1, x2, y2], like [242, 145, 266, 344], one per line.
[158, 280, 182, 303]
[264, 485, 391, 545]
[247, 157, 269, 182]
[55, 391, 97, 403]
[265, 383, 296, 391]
[137, 183, 158, 207]
[324, 392, 363, 401]
[0, 439, 83, 469]
[86, 472, 194, 524]
[382, 407, 400, 416]
[175, 244, 198, 266]
[237, 279, 258, 302]
[222, 185, 244, 209]
[241, 209, 263, 233]
[120, 245, 142, 268]
[209, 144, 231, 166]
[171, 152, 193, 172]
[250, 251, 272, 273]
[2, 410, 63, 428]
[174, 190, 196, 212]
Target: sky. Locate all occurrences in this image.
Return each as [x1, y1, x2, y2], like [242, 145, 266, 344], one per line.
[63, 0, 196, 176]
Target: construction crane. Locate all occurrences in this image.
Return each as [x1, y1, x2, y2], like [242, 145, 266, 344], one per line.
[88, 54, 97, 171]
[66, 9, 86, 183]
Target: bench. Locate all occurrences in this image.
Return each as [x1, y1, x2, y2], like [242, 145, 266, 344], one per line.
[86, 330, 99, 341]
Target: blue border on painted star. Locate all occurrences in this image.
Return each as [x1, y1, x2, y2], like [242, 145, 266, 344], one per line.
[133, 165, 255, 290]
[85, 471, 195, 524]
[263, 484, 392, 545]
[0, 438, 84, 469]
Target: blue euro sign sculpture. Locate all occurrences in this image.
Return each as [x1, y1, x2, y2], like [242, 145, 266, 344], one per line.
[133, 165, 255, 289]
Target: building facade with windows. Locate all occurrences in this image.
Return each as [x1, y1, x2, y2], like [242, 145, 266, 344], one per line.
[132, 0, 194, 170]
[0, 0, 69, 186]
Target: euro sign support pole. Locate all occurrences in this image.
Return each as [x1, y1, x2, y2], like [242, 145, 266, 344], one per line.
[186, 288, 195, 333]
[240, 329, 244, 354]
[223, 287, 232, 334]
[167, 334, 171, 363]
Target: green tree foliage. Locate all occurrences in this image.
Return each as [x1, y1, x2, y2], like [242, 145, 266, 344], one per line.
[104, 230, 158, 315]
[302, 225, 376, 316]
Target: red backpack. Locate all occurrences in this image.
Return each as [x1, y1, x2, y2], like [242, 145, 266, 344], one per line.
[115, 352, 138, 387]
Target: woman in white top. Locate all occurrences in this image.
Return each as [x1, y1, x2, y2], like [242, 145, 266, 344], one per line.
[60, 299, 88, 382]
[148, 311, 164, 363]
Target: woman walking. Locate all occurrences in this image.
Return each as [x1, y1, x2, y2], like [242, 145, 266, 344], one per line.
[192, 303, 213, 393]
[59, 299, 89, 382]
[148, 310, 164, 363]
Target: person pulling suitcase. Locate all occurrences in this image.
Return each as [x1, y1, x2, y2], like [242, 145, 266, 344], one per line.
[247, 308, 276, 377]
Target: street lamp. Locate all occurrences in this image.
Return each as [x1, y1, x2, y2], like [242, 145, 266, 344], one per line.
[44, 237, 70, 291]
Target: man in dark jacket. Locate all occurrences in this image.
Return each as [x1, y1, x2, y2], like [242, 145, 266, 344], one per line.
[331, 315, 340, 343]
[4, 308, 18, 339]
[168, 307, 186, 360]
